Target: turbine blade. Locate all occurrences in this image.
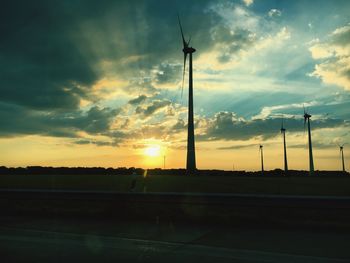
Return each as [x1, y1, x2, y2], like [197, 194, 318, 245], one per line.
[177, 14, 187, 48]
[187, 36, 191, 46]
[181, 53, 187, 97]
[281, 117, 284, 129]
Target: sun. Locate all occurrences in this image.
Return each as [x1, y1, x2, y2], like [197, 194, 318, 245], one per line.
[144, 145, 161, 157]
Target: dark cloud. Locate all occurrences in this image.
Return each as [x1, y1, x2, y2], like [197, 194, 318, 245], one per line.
[135, 99, 171, 117]
[0, 0, 220, 112]
[198, 111, 347, 141]
[0, 1, 99, 110]
[288, 141, 338, 149]
[80, 106, 120, 133]
[0, 102, 119, 137]
[212, 26, 256, 63]
[128, 95, 147, 105]
[75, 139, 91, 145]
[155, 63, 182, 84]
[172, 118, 187, 131]
[217, 143, 259, 150]
[0, 0, 235, 143]
[74, 138, 121, 147]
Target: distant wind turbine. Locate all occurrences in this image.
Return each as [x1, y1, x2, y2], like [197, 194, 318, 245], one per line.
[178, 15, 196, 173]
[303, 106, 314, 175]
[280, 118, 288, 175]
[338, 143, 347, 172]
[259, 145, 264, 174]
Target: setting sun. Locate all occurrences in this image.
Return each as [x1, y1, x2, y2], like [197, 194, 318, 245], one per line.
[144, 145, 161, 157]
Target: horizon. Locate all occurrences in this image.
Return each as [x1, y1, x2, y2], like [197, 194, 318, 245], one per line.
[1, 166, 349, 174]
[1, 0, 349, 171]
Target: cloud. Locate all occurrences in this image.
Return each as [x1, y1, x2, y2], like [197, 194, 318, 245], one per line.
[0, 103, 119, 138]
[217, 143, 258, 150]
[81, 106, 120, 134]
[155, 62, 182, 84]
[135, 99, 172, 117]
[198, 111, 347, 141]
[128, 95, 147, 105]
[288, 141, 336, 149]
[0, 2, 101, 110]
[268, 9, 282, 18]
[211, 26, 257, 63]
[0, 0, 217, 113]
[172, 118, 187, 131]
[1, 0, 349, 153]
[124, 78, 158, 95]
[242, 0, 254, 7]
[309, 23, 350, 90]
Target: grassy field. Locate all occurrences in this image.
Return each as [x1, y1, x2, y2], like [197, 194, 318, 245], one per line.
[1, 174, 350, 196]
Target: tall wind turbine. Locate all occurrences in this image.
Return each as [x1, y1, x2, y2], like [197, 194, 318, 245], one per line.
[304, 107, 314, 175]
[280, 118, 288, 175]
[259, 145, 264, 174]
[339, 144, 347, 172]
[178, 15, 196, 173]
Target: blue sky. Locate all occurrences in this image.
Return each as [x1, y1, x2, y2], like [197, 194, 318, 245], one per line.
[1, 0, 349, 170]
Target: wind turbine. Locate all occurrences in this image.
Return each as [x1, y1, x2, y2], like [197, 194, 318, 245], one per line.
[178, 15, 196, 173]
[338, 143, 347, 172]
[259, 145, 264, 175]
[280, 118, 288, 175]
[303, 107, 314, 175]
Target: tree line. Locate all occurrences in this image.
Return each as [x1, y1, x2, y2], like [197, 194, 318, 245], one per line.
[0, 166, 348, 177]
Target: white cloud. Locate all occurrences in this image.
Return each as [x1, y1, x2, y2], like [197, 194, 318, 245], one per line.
[268, 9, 282, 18]
[309, 23, 350, 90]
[242, 0, 254, 7]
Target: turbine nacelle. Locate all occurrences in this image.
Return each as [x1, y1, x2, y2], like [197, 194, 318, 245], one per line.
[304, 113, 311, 120]
[183, 46, 196, 54]
[280, 117, 286, 133]
[339, 143, 347, 151]
[303, 105, 311, 121]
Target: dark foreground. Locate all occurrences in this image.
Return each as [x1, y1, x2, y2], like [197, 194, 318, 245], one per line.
[1, 216, 350, 263]
[1, 190, 350, 262]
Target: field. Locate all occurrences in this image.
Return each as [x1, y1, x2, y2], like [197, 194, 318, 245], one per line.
[1, 174, 350, 196]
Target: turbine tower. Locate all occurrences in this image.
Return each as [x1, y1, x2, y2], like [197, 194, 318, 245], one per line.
[339, 144, 347, 172]
[280, 118, 288, 175]
[304, 107, 314, 175]
[259, 145, 264, 175]
[178, 15, 196, 173]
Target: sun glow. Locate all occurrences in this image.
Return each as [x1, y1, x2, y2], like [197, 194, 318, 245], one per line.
[144, 145, 161, 157]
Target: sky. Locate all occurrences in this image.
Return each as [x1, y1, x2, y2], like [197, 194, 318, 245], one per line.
[1, 0, 350, 171]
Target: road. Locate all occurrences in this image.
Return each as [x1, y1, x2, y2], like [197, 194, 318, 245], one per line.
[1, 190, 350, 262]
[1, 189, 350, 226]
[0, 216, 349, 263]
